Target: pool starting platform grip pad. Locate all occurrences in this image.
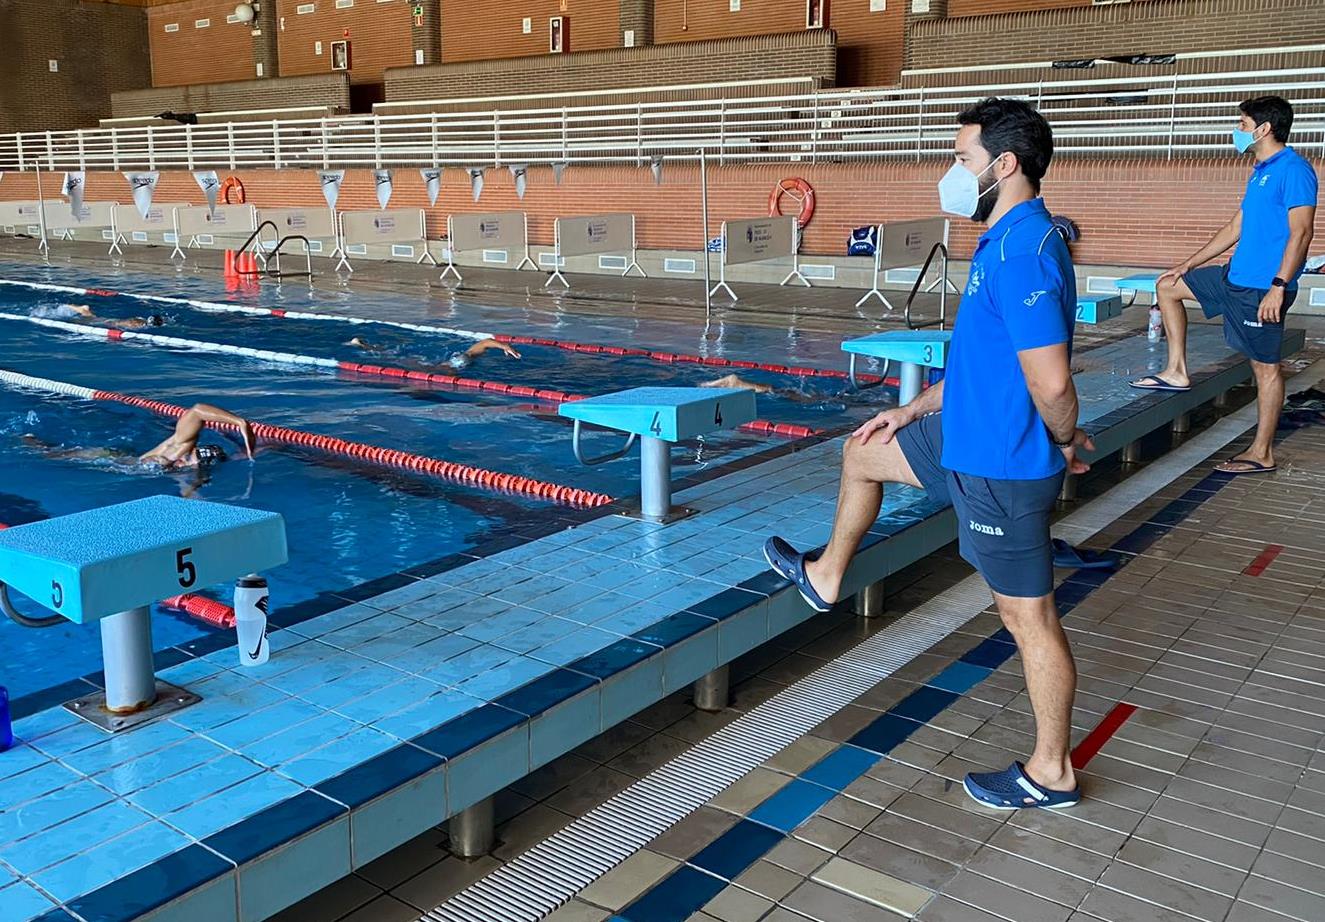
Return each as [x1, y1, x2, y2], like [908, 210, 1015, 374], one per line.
[559, 387, 757, 441]
[842, 330, 953, 369]
[0, 496, 287, 624]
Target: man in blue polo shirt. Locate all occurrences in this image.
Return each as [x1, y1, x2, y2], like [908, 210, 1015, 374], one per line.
[766, 98, 1091, 810]
[1132, 95, 1317, 474]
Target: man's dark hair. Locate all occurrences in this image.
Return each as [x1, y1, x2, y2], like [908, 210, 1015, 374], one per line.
[957, 97, 1054, 193]
[1239, 96, 1294, 143]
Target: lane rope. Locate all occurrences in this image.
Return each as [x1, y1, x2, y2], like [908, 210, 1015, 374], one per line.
[0, 278, 881, 385]
[1, 311, 824, 440]
[0, 367, 615, 508]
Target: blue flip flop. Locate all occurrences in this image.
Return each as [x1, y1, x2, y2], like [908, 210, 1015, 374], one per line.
[1051, 538, 1119, 571]
[763, 536, 833, 613]
[964, 762, 1080, 811]
[1129, 375, 1190, 393]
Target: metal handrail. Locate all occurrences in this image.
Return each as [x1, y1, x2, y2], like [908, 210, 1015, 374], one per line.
[571, 420, 637, 466]
[263, 234, 313, 279]
[236, 220, 282, 258]
[2, 65, 1323, 172]
[904, 243, 950, 331]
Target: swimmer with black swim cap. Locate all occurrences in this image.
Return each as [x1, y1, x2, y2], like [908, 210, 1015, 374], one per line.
[32, 304, 167, 330]
[138, 403, 254, 470]
[346, 336, 520, 370]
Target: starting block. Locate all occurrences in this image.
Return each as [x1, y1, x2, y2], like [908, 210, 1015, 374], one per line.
[0, 496, 287, 731]
[1075, 294, 1124, 325]
[1115, 273, 1161, 305]
[842, 330, 953, 405]
[560, 387, 756, 523]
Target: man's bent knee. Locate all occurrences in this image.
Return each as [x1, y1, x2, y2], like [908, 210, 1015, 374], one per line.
[1250, 359, 1281, 381]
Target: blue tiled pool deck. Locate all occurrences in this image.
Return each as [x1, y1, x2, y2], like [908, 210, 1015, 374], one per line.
[0, 324, 1301, 922]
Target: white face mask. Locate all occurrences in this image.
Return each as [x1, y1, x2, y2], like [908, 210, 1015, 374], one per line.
[937, 158, 1003, 219]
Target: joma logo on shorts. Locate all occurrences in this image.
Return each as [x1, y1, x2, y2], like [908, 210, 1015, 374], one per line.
[1242, 319, 1264, 328]
[969, 520, 1005, 537]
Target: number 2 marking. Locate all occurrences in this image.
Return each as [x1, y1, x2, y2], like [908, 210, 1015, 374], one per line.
[1076, 305, 1085, 320]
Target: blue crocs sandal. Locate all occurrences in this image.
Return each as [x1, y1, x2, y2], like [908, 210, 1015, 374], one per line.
[763, 536, 833, 613]
[1051, 539, 1119, 571]
[964, 762, 1080, 811]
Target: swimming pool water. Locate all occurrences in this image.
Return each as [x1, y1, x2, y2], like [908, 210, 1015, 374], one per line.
[0, 262, 895, 702]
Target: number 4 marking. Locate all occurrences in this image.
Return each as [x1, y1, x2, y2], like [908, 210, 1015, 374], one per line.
[714, 402, 723, 425]
[649, 411, 662, 436]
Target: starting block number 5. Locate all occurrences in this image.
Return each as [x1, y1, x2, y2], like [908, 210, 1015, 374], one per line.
[49, 546, 195, 611]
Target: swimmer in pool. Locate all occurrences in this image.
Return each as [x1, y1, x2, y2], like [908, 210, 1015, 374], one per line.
[22, 403, 255, 471]
[701, 373, 820, 404]
[345, 336, 521, 370]
[32, 304, 166, 330]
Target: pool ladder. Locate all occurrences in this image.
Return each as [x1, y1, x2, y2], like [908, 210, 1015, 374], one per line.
[236, 221, 314, 280]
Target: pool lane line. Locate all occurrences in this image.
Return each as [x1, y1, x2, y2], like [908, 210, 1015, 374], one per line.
[0, 368, 615, 509]
[1242, 543, 1284, 577]
[1, 311, 825, 440]
[0, 277, 884, 386]
[0, 278, 493, 342]
[1070, 702, 1139, 770]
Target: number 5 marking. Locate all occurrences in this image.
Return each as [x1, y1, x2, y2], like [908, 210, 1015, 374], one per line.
[51, 580, 63, 609]
[176, 547, 197, 588]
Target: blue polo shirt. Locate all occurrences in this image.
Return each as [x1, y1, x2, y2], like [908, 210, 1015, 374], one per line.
[942, 198, 1076, 480]
[1229, 147, 1318, 289]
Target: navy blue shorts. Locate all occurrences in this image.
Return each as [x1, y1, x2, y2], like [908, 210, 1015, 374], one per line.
[1185, 265, 1295, 365]
[897, 413, 1063, 599]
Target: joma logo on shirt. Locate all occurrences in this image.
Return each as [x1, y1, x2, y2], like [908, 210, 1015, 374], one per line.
[1023, 290, 1048, 307]
[969, 520, 1005, 537]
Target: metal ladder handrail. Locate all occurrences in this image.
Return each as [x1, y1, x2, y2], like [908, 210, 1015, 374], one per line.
[263, 234, 314, 279]
[236, 220, 282, 259]
[904, 242, 950, 331]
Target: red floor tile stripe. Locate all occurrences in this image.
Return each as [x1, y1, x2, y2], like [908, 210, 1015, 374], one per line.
[1242, 543, 1284, 577]
[1071, 702, 1138, 770]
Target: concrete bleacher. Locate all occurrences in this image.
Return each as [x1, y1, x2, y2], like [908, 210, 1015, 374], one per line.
[0, 324, 1302, 921]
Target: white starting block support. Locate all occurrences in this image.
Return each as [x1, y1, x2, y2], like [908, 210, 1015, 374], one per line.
[843, 330, 953, 405]
[1115, 273, 1161, 307]
[0, 496, 287, 732]
[1076, 294, 1124, 325]
[559, 387, 756, 523]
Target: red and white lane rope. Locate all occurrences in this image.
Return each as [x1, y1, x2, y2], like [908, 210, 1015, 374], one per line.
[3, 311, 824, 440]
[0, 368, 615, 508]
[0, 278, 880, 385]
[0, 279, 492, 341]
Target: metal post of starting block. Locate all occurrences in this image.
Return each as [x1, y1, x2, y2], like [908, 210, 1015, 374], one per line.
[853, 581, 885, 619]
[640, 436, 672, 523]
[1172, 413, 1191, 435]
[450, 797, 495, 857]
[100, 606, 157, 713]
[898, 362, 925, 407]
[693, 665, 729, 712]
[1122, 440, 1142, 465]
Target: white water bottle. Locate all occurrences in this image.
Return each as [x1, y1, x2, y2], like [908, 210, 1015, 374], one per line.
[234, 575, 270, 667]
[1147, 305, 1163, 343]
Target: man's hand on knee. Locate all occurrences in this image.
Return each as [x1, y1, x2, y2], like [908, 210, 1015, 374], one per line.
[852, 407, 916, 445]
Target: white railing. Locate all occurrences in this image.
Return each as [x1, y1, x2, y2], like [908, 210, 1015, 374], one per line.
[2, 67, 1323, 173]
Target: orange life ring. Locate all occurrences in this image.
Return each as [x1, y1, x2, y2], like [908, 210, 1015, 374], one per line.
[219, 176, 246, 205]
[768, 177, 815, 228]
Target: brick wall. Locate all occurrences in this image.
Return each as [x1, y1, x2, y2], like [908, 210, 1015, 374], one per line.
[0, 0, 151, 132]
[908, 0, 1325, 71]
[148, 0, 254, 87]
[5, 156, 1319, 272]
[385, 30, 837, 105]
[277, 0, 417, 85]
[946, 0, 1099, 16]
[439, 0, 622, 64]
[111, 73, 351, 116]
[652, 0, 804, 45]
[832, 0, 906, 88]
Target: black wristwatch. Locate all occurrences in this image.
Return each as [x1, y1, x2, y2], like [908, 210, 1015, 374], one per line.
[1048, 427, 1075, 448]
[1271, 277, 1288, 289]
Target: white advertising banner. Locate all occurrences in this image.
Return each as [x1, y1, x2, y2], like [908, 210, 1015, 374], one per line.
[61, 172, 85, 216]
[193, 170, 220, 216]
[724, 216, 795, 266]
[340, 209, 426, 245]
[420, 169, 441, 206]
[318, 170, 345, 211]
[113, 202, 186, 233]
[373, 170, 393, 210]
[449, 211, 526, 251]
[176, 204, 258, 238]
[556, 214, 634, 258]
[879, 218, 948, 270]
[258, 207, 337, 239]
[44, 201, 115, 231]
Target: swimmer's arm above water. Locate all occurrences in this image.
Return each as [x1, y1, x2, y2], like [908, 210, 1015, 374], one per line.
[464, 339, 520, 360]
[183, 404, 257, 459]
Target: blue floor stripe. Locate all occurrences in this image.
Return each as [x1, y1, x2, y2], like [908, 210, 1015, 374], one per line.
[612, 460, 1247, 912]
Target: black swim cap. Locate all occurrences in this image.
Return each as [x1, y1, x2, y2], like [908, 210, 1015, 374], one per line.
[195, 444, 227, 466]
[148, 314, 166, 327]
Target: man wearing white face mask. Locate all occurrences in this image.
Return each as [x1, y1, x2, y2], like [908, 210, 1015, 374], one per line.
[766, 98, 1089, 810]
[1131, 95, 1316, 475]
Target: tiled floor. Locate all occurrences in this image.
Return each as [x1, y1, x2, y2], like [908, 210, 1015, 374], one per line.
[266, 375, 1325, 922]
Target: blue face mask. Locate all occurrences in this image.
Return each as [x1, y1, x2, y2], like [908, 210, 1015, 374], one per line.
[1232, 127, 1258, 154]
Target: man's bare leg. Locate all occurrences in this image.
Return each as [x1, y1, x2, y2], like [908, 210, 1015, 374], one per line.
[802, 435, 922, 605]
[994, 589, 1077, 793]
[1149, 277, 1196, 388]
[1218, 359, 1283, 472]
